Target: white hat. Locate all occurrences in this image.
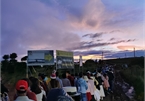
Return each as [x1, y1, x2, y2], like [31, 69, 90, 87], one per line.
[50, 73, 56, 79]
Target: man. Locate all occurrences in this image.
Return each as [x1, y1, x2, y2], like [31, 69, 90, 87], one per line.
[77, 72, 88, 101]
[15, 80, 33, 101]
[66, 71, 74, 86]
[56, 72, 63, 88]
[14, 78, 37, 101]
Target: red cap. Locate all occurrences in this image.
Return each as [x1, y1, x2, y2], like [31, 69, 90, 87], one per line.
[50, 73, 56, 79]
[16, 80, 28, 91]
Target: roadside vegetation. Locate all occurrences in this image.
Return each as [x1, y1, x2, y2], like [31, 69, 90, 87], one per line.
[120, 58, 144, 101]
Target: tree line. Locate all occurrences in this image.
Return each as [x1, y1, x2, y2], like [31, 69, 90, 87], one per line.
[1, 53, 27, 73]
[1, 52, 105, 74]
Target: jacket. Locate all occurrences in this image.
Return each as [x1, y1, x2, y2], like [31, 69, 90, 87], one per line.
[77, 78, 88, 93]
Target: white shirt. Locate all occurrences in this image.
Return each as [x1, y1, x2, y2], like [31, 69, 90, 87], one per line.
[15, 96, 33, 101]
[36, 90, 46, 101]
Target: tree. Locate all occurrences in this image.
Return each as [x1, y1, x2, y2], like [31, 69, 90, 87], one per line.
[21, 56, 28, 62]
[9, 53, 18, 73]
[10, 53, 17, 61]
[1, 54, 9, 71]
[84, 59, 96, 70]
[2, 55, 9, 61]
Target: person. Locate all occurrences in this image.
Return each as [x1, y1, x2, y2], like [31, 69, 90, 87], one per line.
[1, 83, 9, 101]
[87, 73, 95, 101]
[103, 74, 110, 92]
[74, 73, 79, 89]
[48, 73, 61, 91]
[66, 71, 74, 86]
[76, 72, 88, 101]
[56, 72, 63, 88]
[31, 78, 46, 101]
[38, 73, 48, 93]
[47, 73, 73, 101]
[107, 69, 114, 92]
[14, 78, 37, 101]
[47, 88, 74, 101]
[83, 76, 92, 101]
[96, 71, 105, 100]
[61, 73, 71, 87]
[14, 80, 33, 101]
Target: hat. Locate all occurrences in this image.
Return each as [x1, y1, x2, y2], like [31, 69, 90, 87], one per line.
[83, 76, 89, 81]
[50, 73, 56, 79]
[16, 80, 28, 91]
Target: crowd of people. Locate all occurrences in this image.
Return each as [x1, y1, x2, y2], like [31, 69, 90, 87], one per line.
[1, 66, 115, 101]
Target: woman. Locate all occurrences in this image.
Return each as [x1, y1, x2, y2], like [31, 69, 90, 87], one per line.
[47, 73, 73, 101]
[30, 78, 46, 101]
[103, 74, 110, 95]
[83, 76, 92, 101]
[48, 73, 61, 90]
[95, 71, 105, 100]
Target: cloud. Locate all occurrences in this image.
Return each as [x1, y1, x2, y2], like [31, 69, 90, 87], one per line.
[97, 39, 103, 41]
[74, 50, 112, 56]
[82, 32, 106, 38]
[1, 0, 81, 57]
[74, 49, 144, 60]
[126, 39, 136, 42]
[109, 38, 116, 41]
[1, 0, 144, 61]
[109, 30, 122, 33]
[117, 45, 144, 50]
[104, 50, 144, 59]
[70, 39, 136, 50]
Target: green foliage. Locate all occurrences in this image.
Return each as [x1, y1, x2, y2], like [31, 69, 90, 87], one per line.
[21, 56, 28, 61]
[130, 57, 144, 67]
[2, 55, 9, 60]
[10, 53, 17, 60]
[84, 59, 97, 71]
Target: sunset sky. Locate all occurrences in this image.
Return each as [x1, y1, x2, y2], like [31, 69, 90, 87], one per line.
[1, 0, 145, 61]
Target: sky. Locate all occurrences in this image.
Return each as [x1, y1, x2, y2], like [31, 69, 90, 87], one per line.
[1, 0, 145, 61]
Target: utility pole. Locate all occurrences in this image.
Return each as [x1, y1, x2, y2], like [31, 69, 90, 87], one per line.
[102, 51, 103, 60]
[134, 47, 135, 57]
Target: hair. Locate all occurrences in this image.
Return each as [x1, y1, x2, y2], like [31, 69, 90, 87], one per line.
[29, 76, 35, 83]
[87, 73, 92, 80]
[38, 73, 45, 80]
[66, 71, 70, 74]
[50, 79, 59, 88]
[79, 72, 83, 78]
[98, 70, 101, 73]
[62, 73, 66, 79]
[75, 73, 78, 77]
[30, 78, 41, 94]
[56, 72, 59, 77]
[17, 90, 27, 94]
[71, 74, 74, 77]
[103, 74, 107, 78]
